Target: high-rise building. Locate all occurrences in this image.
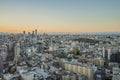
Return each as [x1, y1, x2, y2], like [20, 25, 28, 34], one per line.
[35, 29, 37, 36]
[0, 55, 3, 78]
[112, 67, 120, 80]
[102, 47, 105, 58]
[28, 32, 31, 35]
[0, 48, 7, 62]
[108, 49, 111, 60]
[32, 31, 35, 38]
[23, 30, 26, 40]
[14, 43, 21, 63]
[28, 32, 31, 38]
[0, 45, 8, 62]
[63, 62, 94, 80]
[23, 30, 25, 35]
[0, 49, 3, 77]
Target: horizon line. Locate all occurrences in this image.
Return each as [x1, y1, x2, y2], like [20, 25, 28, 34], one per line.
[0, 31, 120, 34]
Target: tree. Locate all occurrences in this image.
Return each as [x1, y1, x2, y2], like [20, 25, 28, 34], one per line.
[73, 48, 79, 55]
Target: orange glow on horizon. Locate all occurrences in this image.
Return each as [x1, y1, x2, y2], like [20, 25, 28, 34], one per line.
[0, 25, 120, 33]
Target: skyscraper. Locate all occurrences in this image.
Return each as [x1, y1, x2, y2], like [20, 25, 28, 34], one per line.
[102, 47, 105, 58]
[14, 43, 21, 63]
[0, 55, 3, 78]
[0, 48, 7, 62]
[35, 29, 37, 36]
[23, 30, 26, 35]
[108, 49, 111, 60]
[32, 31, 35, 37]
[23, 30, 26, 40]
[35, 29, 38, 41]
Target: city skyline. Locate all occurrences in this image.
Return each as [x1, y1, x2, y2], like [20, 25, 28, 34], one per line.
[0, 0, 120, 33]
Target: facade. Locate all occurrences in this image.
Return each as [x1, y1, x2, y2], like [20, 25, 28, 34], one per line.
[102, 47, 105, 58]
[0, 55, 3, 78]
[112, 67, 120, 80]
[63, 62, 94, 80]
[14, 43, 21, 63]
[112, 75, 120, 80]
[108, 49, 111, 60]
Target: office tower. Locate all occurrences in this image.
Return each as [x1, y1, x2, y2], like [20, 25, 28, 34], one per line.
[23, 30, 26, 40]
[28, 32, 31, 38]
[108, 49, 111, 60]
[28, 32, 31, 35]
[32, 31, 35, 38]
[102, 47, 105, 58]
[112, 67, 120, 80]
[23, 30, 25, 35]
[0, 48, 7, 62]
[0, 45, 8, 62]
[35, 29, 38, 42]
[35, 29, 37, 36]
[14, 43, 21, 63]
[0, 55, 3, 78]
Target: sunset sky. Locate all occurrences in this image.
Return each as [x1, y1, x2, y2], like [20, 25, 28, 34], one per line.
[0, 0, 120, 33]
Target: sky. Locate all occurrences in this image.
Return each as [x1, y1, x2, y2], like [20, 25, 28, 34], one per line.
[0, 0, 120, 33]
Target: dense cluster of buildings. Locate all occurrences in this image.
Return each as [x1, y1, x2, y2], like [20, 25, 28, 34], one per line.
[0, 30, 120, 80]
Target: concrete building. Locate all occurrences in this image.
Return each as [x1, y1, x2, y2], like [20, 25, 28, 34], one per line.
[93, 58, 104, 67]
[108, 49, 111, 60]
[102, 47, 105, 58]
[21, 73, 34, 80]
[63, 61, 94, 80]
[112, 67, 120, 80]
[0, 48, 7, 62]
[0, 55, 3, 78]
[62, 75, 70, 80]
[14, 43, 21, 63]
[112, 75, 120, 80]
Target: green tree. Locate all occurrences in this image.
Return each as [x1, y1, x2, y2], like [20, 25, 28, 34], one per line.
[73, 48, 79, 55]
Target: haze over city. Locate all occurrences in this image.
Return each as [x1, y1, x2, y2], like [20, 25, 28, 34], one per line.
[0, 0, 120, 33]
[1, 1, 120, 80]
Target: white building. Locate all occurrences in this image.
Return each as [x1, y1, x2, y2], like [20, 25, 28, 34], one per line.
[0, 49, 7, 61]
[14, 43, 21, 63]
[112, 67, 120, 80]
[102, 47, 105, 58]
[63, 61, 94, 80]
[108, 49, 111, 60]
[14, 43, 21, 57]
[0, 45, 8, 61]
